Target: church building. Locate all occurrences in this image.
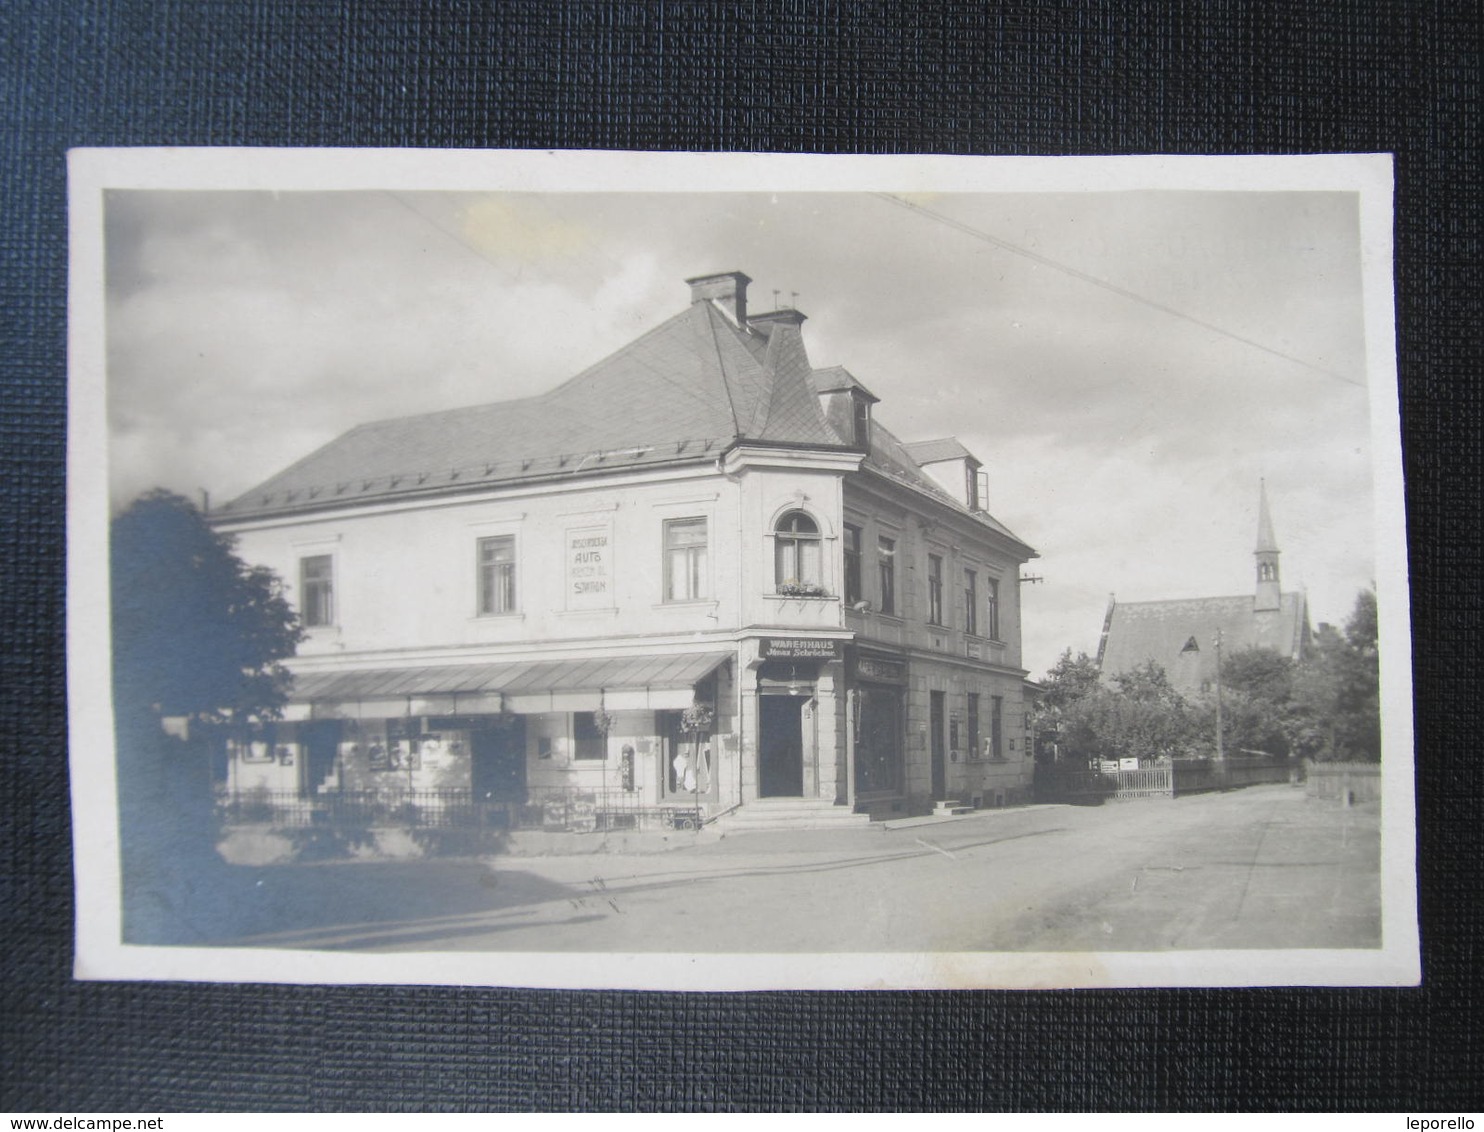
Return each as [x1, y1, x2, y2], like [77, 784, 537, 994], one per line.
[1095, 483, 1312, 696]
[208, 271, 1038, 835]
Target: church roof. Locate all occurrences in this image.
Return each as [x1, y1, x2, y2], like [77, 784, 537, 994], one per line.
[1097, 591, 1311, 695]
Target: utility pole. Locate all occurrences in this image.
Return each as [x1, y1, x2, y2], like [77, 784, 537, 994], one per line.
[1213, 627, 1225, 764]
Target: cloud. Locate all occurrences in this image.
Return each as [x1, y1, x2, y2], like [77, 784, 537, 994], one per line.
[103, 187, 1381, 678]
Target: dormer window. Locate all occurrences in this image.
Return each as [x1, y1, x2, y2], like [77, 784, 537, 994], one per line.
[966, 464, 988, 511]
[1181, 635, 1201, 653]
[852, 395, 871, 448]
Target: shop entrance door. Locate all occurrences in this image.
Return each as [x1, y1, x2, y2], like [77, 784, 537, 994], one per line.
[471, 718, 527, 803]
[855, 685, 904, 797]
[300, 720, 343, 795]
[930, 691, 948, 800]
[759, 694, 805, 797]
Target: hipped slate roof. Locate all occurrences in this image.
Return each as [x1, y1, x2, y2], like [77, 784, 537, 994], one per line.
[221, 300, 841, 518]
[219, 284, 1028, 556]
[1097, 592, 1311, 695]
[861, 419, 1028, 546]
[902, 438, 977, 466]
[811, 364, 879, 402]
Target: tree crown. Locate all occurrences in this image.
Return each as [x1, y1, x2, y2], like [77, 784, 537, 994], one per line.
[112, 490, 303, 722]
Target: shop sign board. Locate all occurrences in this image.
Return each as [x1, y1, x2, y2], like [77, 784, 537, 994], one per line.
[759, 637, 842, 661]
[854, 651, 908, 684]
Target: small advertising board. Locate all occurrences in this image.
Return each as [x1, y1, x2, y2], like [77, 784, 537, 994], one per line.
[758, 637, 842, 661]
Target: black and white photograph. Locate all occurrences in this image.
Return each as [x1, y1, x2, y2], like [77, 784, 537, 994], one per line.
[68, 149, 1415, 989]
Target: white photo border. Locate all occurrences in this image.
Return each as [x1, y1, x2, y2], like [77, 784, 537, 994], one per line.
[68, 148, 1416, 989]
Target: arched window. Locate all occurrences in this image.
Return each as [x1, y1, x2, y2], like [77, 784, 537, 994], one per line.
[774, 511, 823, 593]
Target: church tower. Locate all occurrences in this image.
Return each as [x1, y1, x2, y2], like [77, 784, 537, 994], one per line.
[1254, 479, 1282, 612]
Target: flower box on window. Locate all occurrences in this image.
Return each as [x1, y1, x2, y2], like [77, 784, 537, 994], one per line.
[777, 580, 829, 598]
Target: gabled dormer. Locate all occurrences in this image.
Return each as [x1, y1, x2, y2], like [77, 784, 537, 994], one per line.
[902, 438, 988, 512]
[810, 365, 879, 450]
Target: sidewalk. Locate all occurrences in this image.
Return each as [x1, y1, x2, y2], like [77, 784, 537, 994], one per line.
[132, 783, 1381, 954]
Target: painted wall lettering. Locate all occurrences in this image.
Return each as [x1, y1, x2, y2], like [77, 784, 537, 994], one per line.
[566, 525, 612, 608]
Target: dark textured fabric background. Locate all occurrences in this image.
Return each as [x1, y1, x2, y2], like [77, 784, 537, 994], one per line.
[2, 0, 1479, 1112]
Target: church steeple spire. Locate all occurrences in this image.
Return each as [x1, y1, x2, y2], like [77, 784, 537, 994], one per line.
[1254, 479, 1281, 611]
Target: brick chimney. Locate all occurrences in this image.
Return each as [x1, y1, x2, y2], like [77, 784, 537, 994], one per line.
[686, 271, 751, 327]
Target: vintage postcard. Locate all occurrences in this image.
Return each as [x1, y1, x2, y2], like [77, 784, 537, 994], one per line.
[68, 149, 1416, 988]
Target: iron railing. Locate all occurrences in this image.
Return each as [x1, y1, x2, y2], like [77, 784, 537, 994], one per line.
[217, 787, 704, 833]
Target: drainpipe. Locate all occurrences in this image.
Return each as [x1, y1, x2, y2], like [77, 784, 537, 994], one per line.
[846, 687, 858, 812]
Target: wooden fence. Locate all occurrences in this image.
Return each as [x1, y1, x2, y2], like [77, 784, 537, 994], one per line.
[1304, 761, 1382, 804]
[1036, 758, 1296, 803]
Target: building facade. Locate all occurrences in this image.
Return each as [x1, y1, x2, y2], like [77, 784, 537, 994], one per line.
[211, 272, 1038, 830]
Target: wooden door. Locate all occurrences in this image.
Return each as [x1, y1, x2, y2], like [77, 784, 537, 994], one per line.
[930, 691, 947, 800]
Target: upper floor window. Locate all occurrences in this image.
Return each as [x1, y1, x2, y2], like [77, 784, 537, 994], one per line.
[986, 576, 1001, 640]
[878, 536, 896, 615]
[477, 535, 516, 615]
[774, 511, 822, 592]
[964, 569, 978, 636]
[572, 712, 606, 760]
[664, 517, 708, 601]
[300, 554, 335, 627]
[927, 554, 944, 625]
[843, 524, 862, 605]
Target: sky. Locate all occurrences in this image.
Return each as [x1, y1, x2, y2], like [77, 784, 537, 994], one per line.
[104, 186, 1380, 679]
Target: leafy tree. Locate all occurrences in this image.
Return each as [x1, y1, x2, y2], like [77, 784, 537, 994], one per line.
[111, 489, 303, 724]
[1198, 646, 1298, 758]
[1290, 590, 1381, 762]
[1346, 586, 1378, 652]
[1039, 649, 1103, 711]
[1034, 653, 1195, 765]
[1031, 650, 1102, 762]
[1094, 660, 1196, 761]
[1221, 646, 1297, 706]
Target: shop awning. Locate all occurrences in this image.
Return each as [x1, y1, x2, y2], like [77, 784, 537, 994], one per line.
[286, 651, 731, 715]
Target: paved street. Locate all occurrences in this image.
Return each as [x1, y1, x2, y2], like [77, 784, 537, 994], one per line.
[184, 784, 1379, 954]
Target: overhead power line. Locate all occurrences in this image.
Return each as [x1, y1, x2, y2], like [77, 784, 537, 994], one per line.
[873, 193, 1364, 389]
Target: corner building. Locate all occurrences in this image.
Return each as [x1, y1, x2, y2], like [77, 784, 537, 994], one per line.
[213, 272, 1038, 829]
